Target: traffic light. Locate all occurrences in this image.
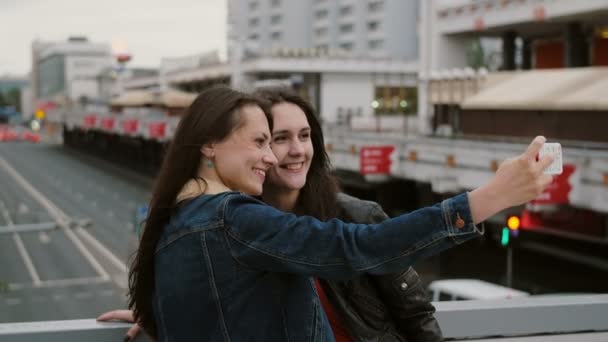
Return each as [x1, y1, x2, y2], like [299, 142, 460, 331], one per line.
[501, 215, 520, 247]
[501, 227, 510, 247]
[507, 215, 520, 231]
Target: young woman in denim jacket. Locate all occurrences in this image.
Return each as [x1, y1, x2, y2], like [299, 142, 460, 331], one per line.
[124, 86, 553, 341]
[100, 88, 443, 341]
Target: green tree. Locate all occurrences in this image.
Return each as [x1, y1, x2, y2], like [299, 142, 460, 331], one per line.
[0, 91, 6, 107]
[4, 87, 22, 112]
[467, 38, 487, 69]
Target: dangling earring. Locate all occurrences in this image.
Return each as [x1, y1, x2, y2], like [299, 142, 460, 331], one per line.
[206, 159, 214, 168]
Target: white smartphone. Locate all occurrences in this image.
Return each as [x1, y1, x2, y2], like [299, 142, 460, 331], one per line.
[539, 143, 563, 175]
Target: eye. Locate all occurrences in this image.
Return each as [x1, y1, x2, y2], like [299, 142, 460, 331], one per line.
[255, 137, 267, 146]
[273, 135, 287, 143]
[300, 132, 311, 141]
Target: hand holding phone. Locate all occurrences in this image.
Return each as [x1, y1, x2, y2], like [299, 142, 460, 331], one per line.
[539, 142, 562, 175]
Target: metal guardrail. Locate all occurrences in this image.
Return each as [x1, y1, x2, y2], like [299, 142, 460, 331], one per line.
[1, 295, 607, 341]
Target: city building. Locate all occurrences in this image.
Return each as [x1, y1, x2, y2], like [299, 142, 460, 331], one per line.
[31, 37, 113, 108]
[418, 0, 608, 135]
[227, 0, 419, 60]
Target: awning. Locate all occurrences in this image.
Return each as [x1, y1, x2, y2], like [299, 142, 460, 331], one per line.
[461, 67, 608, 111]
[110, 89, 198, 108]
[110, 90, 158, 107]
[158, 89, 198, 108]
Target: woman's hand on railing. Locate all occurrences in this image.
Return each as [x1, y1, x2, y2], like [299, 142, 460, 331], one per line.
[97, 309, 140, 341]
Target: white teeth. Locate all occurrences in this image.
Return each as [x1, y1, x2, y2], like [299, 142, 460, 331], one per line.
[254, 169, 266, 177]
[286, 163, 303, 170]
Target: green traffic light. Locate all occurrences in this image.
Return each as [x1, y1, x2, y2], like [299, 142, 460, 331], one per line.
[501, 227, 510, 246]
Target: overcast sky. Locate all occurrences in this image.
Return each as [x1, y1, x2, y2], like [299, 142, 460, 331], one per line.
[0, 0, 227, 76]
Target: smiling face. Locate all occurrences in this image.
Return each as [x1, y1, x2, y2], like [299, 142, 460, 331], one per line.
[266, 102, 314, 194]
[211, 105, 277, 196]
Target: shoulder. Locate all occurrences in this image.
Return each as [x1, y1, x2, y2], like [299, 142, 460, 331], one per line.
[336, 193, 388, 223]
[222, 192, 267, 213]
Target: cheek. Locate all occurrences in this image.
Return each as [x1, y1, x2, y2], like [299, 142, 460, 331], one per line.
[270, 145, 289, 162]
[305, 143, 314, 161]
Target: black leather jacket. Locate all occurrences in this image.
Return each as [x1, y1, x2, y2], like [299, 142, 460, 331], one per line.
[318, 193, 443, 342]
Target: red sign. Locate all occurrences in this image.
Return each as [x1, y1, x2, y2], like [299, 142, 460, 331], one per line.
[148, 121, 166, 139]
[360, 145, 395, 175]
[530, 164, 576, 205]
[474, 17, 485, 31]
[83, 114, 97, 129]
[100, 117, 115, 131]
[533, 6, 546, 21]
[121, 119, 139, 134]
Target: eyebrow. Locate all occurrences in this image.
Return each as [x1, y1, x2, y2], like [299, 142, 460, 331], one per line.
[273, 127, 311, 135]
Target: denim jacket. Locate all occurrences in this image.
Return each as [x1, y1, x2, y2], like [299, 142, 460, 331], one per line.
[319, 193, 443, 342]
[152, 191, 482, 341]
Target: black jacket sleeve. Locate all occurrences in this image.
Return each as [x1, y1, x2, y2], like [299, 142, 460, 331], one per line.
[336, 193, 443, 342]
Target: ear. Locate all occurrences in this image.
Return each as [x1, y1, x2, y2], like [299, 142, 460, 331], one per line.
[200, 143, 215, 159]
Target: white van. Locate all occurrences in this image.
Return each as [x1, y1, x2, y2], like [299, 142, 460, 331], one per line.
[428, 279, 530, 301]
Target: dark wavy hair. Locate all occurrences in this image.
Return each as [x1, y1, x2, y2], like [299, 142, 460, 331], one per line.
[253, 87, 339, 220]
[128, 86, 271, 338]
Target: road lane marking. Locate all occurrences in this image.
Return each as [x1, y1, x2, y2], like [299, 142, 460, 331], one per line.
[0, 200, 42, 287]
[38, 231, 51, 244]
[76, 227, 128, 274]
[12, 234, 42, 286]
[8, 276, 109, 290]
[99, 289, 114, 297]
[6, 298, 21, 306]
[74, 291, 92, 299]
[0, 156, 111, 283]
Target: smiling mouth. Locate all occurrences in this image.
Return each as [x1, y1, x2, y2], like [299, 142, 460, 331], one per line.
[253, 169, 266, 178]
[282, 163, 304, 171]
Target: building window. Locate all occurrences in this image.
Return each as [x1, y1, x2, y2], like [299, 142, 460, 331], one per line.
[249, 18, 259, 27]
[339, 24, 354, 33]
[270, 0, 281, 7]
[315, 27, 328, 37]
[368, 39, 384, 49]
[271, 15, 282, 24]
[339, 6, 352, 16]
[340, 42, 353, 51]
[249, 33, 259, 40]
[368, 1, 384, 12]
[368, 21, 380, 31]
[249, 1, 259, 11]
[315, 9, 328, 19]
[271, 31, 282, 40]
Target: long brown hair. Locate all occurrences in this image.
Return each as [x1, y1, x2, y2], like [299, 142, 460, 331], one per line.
[128, 86, 271, 337]
[254, 87, 339, 220]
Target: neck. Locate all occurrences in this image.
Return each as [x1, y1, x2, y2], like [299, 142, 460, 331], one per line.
[262, 187, 300, 213]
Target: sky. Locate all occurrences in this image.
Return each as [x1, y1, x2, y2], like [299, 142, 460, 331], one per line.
[0, 0, 227, 76]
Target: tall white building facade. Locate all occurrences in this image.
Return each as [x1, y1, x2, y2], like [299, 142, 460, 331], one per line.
[227, 0, 419, 60]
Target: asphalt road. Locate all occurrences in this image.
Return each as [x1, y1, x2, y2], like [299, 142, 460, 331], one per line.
[0, 141, 151, 323]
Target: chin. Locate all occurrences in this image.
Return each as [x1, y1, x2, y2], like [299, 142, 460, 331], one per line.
[248, 185, 263, 196]
[286, 180, 306, 190]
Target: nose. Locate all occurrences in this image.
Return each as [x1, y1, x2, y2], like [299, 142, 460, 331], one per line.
[263, 146, 278, 166]
[289, 139, 305, 156]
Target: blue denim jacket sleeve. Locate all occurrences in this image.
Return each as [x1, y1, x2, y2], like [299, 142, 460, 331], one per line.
[223, 192, 483, 280]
